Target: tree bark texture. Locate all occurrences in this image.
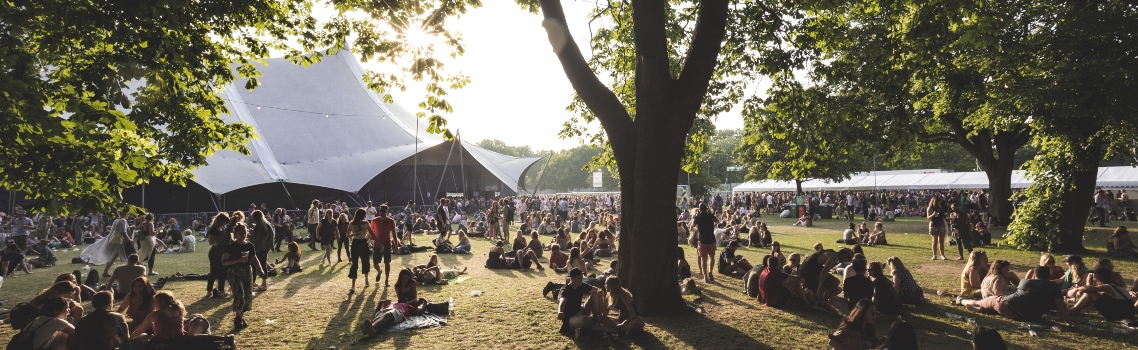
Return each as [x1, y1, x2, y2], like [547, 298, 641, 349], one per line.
[949, 125, 1030, 226]
[539, 0, 729, 315]
[1055, 146, 1100, 253]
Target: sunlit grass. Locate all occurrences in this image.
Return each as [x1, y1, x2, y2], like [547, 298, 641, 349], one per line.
[1, 217, 1136, 349]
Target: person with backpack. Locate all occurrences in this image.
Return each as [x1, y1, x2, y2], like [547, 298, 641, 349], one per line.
[11, 297, 73, 350]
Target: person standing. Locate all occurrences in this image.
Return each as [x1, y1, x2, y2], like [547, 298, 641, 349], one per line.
[137, 213, 160, 276]
[272, 208, 293, 252]
[365, 201, 377, 221]
[205, 212, 232, 299]
[927, 196, 947, 260]
[336, 212, 350, 263]
[370, 204, 398, 286]
[102, 211, 133, 278]
[222, 223, 257, 329]
[1095, 188, 1109, 227]
[6, 209, 34, 252]
[435, 198, 451, 237]
[692, 204, 718, 283]
[347, 209, 374, 294]
[487, 201, 501, 241]
[249, 210, 274, 293]
[306, 200, 321, 251]
[316, 210, 337, 266]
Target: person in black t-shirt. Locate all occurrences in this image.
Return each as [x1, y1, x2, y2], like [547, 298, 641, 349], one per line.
[717, 240, 751, 275]
[222, 223, 258, 329]
[868, 262, 900, 315]
[436, 198, 451, 235]
[843, 260, 874, 308]
[691, 204, 718, 283]
[558, 268, 601, 338]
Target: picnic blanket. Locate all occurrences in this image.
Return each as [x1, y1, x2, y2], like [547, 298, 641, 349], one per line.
[386, 313, 448, 332]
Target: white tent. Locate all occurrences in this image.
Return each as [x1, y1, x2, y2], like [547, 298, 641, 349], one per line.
[732, 166, 1138, 193]
[188, 50, 541, 197]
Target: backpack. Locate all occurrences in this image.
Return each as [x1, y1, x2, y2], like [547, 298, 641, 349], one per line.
[7, 302, 34, 329]
[7, 317, 50, 350]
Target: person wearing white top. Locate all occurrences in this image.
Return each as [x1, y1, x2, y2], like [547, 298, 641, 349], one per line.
[365, 202, 378, 221]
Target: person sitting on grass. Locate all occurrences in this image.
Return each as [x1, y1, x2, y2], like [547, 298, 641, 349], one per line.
[394, 268, 418, 303]
[959, 251, 988, 300]
[868, 262, 900, 315]
[453, 230, 472, 254]
[1024, 253, 1064, 281]
[842, 259, 873, 310]
[1062, 255, 1088, 299]
[31, 281, 85, 324]
[828, 299, 888, 350]
[981, 260, 1019, 299]
[677, 246, 692, 280]
[26, 297, 75, 350]
[1106, 226, 1138, 258]
[1, 243, 33, 277]
[527, 231, 544, 258]
[117, 276, 156, 332]
[549, 244, 569, 272]
[971, 326, 1007, 350]
[360, 298, 429, 337]
[801, 248, 853, 310]
[1069, 267, 1136, 325]
[840, 222, 858, 245]
[27, 240, 57, 268]
[128, 291, 187, 346]
[275, 241, 303, 274]
[863, 222, 886, 246]
[769, 242, 786, 268]
[887, 257, 925, 305]
[958, 266, 1074, 325]
[717, 240, 751, 276]
[600, 276, 645, 336]
[505, 247, 544, 271]
[757, 255, 805, 308]
[783, 253, 801, 276]
[557, 268, 603, 338]
[73, 291, 129, 350]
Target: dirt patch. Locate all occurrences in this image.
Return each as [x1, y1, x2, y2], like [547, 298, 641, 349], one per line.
[913, 260, 965, 277]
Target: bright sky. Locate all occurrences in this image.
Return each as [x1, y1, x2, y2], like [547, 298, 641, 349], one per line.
[373, 1, 747, 152]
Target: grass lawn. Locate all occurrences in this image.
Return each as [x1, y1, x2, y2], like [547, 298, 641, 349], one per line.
[3, 217, 1138, 349]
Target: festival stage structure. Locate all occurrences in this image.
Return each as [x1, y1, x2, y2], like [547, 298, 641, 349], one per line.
[121, 50, 542, 213]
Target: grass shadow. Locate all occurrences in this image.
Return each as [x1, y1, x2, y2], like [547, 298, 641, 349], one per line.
[647, 307, 772, 349]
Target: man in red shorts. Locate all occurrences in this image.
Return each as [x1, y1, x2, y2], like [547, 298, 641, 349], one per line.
[692, 203, 718, 283]
[369, 204, 399, 286]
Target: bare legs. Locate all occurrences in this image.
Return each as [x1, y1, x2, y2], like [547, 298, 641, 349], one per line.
[930, 234, 946, 259]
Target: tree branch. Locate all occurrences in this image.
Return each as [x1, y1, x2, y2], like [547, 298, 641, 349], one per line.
[674, 0, 730, 119]
[538, 0, 632, 135]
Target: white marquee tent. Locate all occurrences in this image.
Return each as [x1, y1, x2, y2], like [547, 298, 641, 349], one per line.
[733, 167, 1138, 192]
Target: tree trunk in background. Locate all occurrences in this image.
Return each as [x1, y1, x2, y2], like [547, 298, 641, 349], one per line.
[984, 161, 1015, 227]
[1055, 147, 1100, 253]
[795, 178, 803, 195]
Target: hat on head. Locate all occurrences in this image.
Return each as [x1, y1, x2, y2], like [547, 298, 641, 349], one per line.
[1062, 255, 1082, 264]
[569, 268, 585, 277]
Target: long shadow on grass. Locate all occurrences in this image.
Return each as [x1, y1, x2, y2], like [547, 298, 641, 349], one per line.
[280, 262, 348, 298]
[644, 307, 773, 349]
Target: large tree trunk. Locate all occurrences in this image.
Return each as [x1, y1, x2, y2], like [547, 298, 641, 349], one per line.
[984, 160, 1015, 227]
[538, 0, 729, 316]
[616, 127, 687, 315]
[1055, 146, 1100, 253]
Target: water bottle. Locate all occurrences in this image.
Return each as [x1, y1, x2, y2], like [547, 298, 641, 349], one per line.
[1112, 327, 1130, 334]
[945, 312, 962, 321]
[448, 297, 455, 313]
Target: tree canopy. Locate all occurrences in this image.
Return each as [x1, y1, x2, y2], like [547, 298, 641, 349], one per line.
[0, 0, 478, 214]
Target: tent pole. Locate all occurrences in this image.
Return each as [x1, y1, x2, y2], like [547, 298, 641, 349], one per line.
[436, 135, 459, 199]
[458, 132, 467, 197]
[280, 181, 298, 210]
[209, 193, 220, 212]
[531, 151, 554, 196]
[414, 117, 419, 207]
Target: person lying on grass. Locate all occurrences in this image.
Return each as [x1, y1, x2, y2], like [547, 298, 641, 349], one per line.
[360, 298, 428, 337]
[958, 266, 1075, 326]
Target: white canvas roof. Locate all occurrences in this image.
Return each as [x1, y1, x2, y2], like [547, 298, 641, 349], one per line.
[190, 50, 540, 194]
[733, 166, 1138, 192]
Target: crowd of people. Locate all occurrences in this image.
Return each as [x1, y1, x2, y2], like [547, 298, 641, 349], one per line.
[3, 187, 1136, 349]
